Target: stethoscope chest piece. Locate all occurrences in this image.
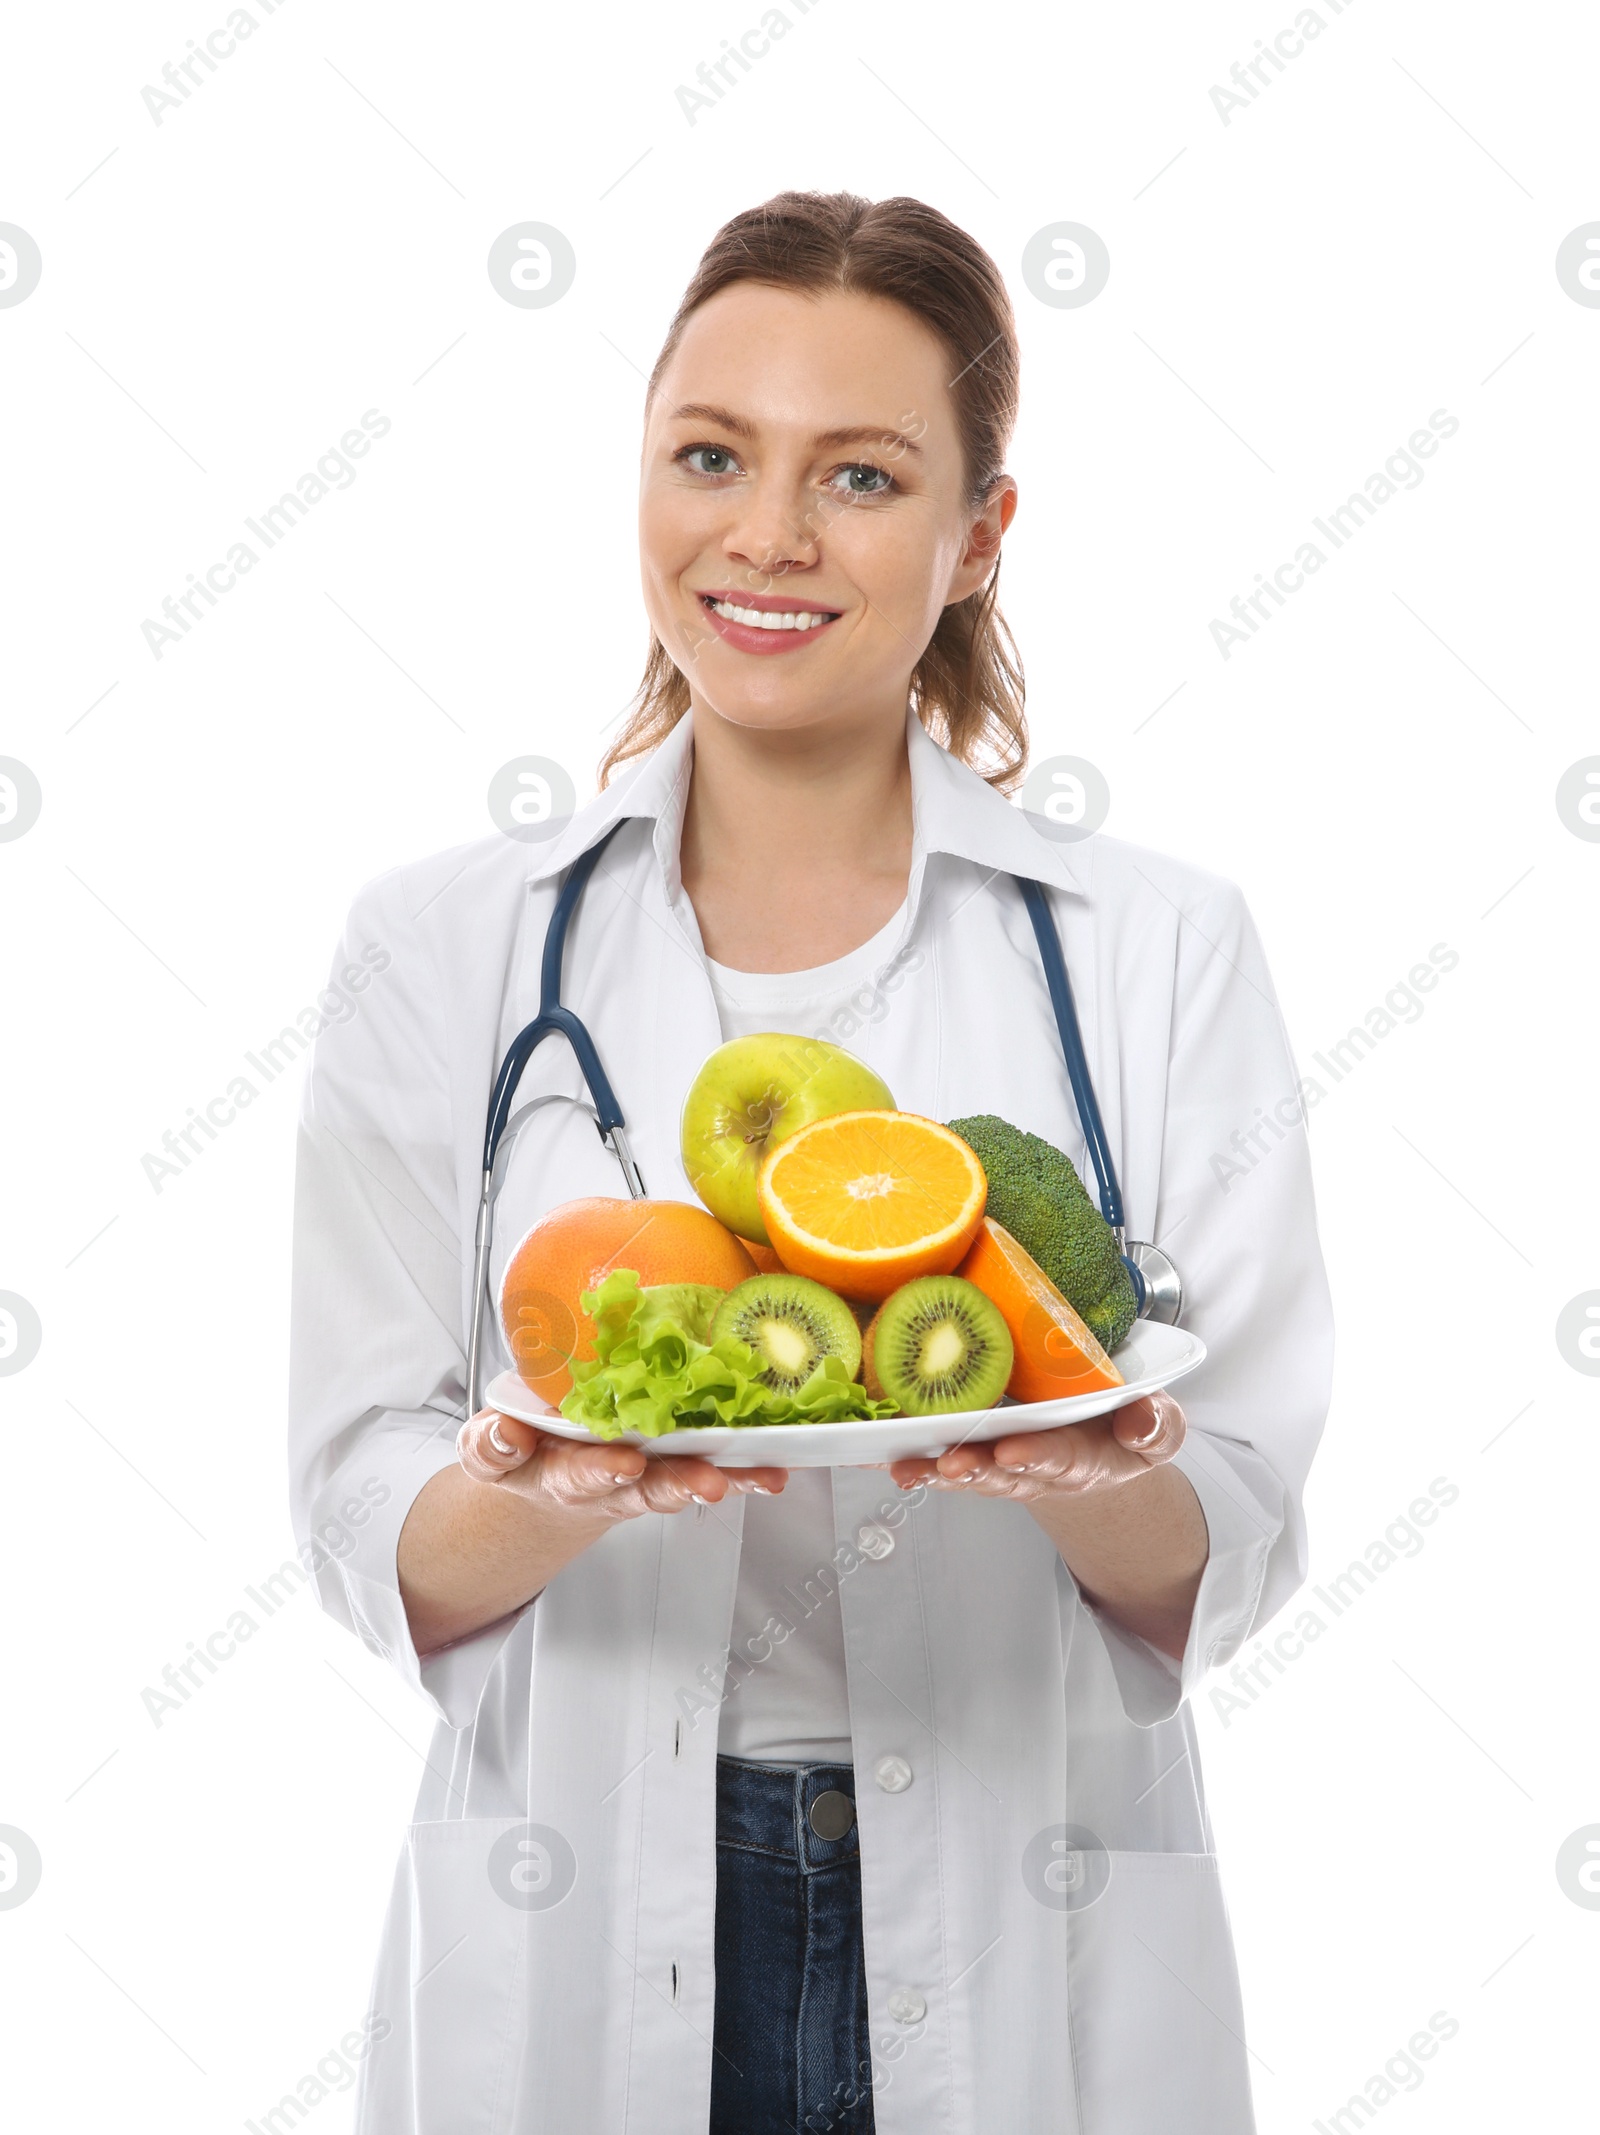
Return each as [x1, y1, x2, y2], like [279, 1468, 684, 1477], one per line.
[1123, 1239, 1184, 1327]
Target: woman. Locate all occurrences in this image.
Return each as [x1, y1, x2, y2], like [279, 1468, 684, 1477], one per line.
[290, 191, 1332, 2133]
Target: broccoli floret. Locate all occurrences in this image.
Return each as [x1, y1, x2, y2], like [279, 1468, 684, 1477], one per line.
[1082, 1263, 1138, 1354]
[947, 1115, 1135, 1348]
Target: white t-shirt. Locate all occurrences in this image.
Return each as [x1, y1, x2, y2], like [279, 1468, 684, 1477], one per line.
[704, 901, 907, 1765]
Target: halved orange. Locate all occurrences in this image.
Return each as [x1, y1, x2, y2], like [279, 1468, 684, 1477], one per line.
[958, 1217, 1123, 1401]
[757, 1110, 988, 1302]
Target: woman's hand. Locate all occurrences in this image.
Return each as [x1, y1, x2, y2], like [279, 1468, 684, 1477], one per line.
[457, 1408, 788, 1518]
[399, 1415, 788, 1656]
[886, 1392, 1207, 1663]
[885, 1389, 1186, 1501]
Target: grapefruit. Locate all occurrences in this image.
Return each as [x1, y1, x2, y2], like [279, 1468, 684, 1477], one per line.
[499, 1197, 757, 1402]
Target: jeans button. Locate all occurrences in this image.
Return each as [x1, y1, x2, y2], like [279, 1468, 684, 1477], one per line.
[807, 1789, 856, 1840]
[873, 1754, 913, 1793]
[856, 1521, 896, 1560]
[887, 1987, 927, 2024]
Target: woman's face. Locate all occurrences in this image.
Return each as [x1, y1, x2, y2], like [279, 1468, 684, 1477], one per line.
[638, 281, 1015, 740]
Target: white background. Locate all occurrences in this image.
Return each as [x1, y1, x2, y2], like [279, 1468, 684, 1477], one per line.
[2, 1, 1596, 2127]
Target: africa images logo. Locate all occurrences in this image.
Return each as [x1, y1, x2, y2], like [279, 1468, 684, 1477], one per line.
[139, 411, 393, 660]
[1209, 411, 1461, 659]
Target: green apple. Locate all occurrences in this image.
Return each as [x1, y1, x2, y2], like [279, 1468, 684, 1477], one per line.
[680, 1034, 895, 1244]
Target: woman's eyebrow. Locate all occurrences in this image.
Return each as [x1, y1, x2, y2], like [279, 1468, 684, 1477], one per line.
[669, 402, 922, 457]
[672, 401, 756, 439]
[813, 422, 923, 458]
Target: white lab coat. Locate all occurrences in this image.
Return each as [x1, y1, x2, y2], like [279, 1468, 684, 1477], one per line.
[288, 709, 1333, 2134]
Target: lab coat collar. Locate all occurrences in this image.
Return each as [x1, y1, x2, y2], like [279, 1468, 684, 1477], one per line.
[522, 713, 696, 893]
[523, 707, 1089, 900]
[901, 709, 1089, 899]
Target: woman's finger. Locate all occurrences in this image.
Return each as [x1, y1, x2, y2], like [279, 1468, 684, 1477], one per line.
[619, 1459, 789, 1506]
[887, 1456, 940, 1489]
[990, 1423, 1089, 1480]
[716, 1470, 791, 1502]
[1111, 1392, 1185, 1464]
[457, 1409, 541, 1483]
[550, 1445, 788, 1515]
[933, 1443, 997, 1483]
[546, 1439, 651, 1498]
[458, 1420, 648, 1499]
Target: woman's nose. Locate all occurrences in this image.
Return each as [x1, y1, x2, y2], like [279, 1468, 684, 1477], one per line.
[720, 477, 823, 586]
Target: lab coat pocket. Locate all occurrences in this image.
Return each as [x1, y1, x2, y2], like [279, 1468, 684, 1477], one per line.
[360, 1817, 536, 2135]
[1066, 1850, 1255, 2135]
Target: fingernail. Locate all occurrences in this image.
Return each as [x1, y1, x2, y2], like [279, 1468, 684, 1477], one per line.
[689, 1492, 709, 1504]
[607, 1473, 633, 1486]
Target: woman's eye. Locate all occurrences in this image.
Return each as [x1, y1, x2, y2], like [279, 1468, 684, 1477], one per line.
[678, 444, 741, 477]
[828, 463, 894, 498]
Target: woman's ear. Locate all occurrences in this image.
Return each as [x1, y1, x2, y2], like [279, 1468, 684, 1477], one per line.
[946, 477, 1018, 607]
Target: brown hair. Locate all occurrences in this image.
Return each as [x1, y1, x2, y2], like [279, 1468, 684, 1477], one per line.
[601, 189, 1027, 792]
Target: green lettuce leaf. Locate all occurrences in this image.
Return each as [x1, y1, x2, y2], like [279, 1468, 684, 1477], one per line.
[559, 1269, 899, 1440]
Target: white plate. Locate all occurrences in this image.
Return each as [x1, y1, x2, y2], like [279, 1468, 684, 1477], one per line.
[483, 1321, 1206, 1469]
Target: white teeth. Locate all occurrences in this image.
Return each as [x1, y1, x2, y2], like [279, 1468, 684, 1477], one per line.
[709, 598, 835, 631]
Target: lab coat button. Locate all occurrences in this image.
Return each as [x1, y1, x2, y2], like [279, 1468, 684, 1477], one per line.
[856, 1521, 895, 1560]
[873, 1754, 913, 1793]
[887, 1987, 927, 2025]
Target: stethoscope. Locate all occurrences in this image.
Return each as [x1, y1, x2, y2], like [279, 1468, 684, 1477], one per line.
[465, 821, 1184, 1415]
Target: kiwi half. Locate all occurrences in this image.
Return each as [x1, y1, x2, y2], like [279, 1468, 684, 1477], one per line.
[710, 1274, 862, 1394]
[864, 1277, 1014, 1417]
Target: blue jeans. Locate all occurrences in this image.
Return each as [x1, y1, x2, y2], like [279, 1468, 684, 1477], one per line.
[711, 1755, 876, 2135]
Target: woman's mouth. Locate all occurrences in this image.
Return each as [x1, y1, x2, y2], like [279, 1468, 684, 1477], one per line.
[697, 590, 844, 655]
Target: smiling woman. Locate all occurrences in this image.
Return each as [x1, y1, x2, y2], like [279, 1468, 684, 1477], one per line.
[617, 193, 1026, 799]
[290, 188, 1333, 2135]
